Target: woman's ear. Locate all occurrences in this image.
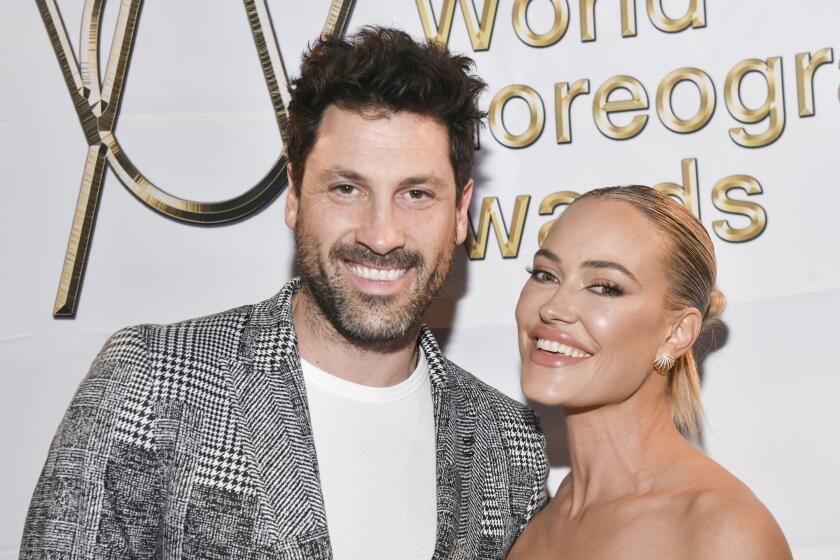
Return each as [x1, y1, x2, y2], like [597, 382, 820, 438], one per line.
[661, 308, 703, 360]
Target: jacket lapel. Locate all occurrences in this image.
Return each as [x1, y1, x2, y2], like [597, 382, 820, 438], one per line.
[227, 279, 464, 558]
[227, 279, 331, 553]
[420, 328, 461, 559]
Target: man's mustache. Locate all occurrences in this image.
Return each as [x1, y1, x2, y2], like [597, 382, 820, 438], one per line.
[329, 243, 423, 270]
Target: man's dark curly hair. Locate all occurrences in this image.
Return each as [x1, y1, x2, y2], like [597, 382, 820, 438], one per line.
[286, 26, 487, 202]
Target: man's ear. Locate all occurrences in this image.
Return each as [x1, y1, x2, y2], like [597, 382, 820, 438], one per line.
[285, 164, 299, 230]
[660, 308, 703, 361]
[455, 178, 474, 245]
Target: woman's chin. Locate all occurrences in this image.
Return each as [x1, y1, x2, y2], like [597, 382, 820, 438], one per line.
[520, 371, 575, 407]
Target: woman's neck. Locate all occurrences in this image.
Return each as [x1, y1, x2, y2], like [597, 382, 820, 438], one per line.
[560, 374, 694, 517]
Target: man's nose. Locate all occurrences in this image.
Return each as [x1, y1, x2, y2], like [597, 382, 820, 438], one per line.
[355, 197, 406, 255]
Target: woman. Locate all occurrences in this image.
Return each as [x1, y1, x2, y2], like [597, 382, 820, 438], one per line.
[508, 186, 791, 559]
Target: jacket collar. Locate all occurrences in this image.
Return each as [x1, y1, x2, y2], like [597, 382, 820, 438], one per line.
[232, 278, 461, 557]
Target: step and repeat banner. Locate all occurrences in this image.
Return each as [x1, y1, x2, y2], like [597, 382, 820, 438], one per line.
[1, 0, 838, 557]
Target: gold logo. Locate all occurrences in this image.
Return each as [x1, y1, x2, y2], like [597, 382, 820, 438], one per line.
[37, 0, 355, 316]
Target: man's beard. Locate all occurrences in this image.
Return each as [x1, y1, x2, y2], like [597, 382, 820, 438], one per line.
[294, 228, 455, 346]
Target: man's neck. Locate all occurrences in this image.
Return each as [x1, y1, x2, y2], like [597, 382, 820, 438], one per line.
[291, 289, 420, 388]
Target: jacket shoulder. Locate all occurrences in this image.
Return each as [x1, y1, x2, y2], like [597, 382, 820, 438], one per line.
[79, 303, 256, 449]
[97, 302, 255, 364]
[93, 324, 152, 366]
[444, 359, 546, 460]
[445, 359, 538, 422]
[139, 303, 254, 362]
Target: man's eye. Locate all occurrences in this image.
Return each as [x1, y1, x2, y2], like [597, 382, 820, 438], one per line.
[407, 189, 431, 200]
[333, 184, 358, 196]
[525, 266, 558, 283]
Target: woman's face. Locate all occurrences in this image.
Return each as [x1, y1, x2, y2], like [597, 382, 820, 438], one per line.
[516, 198, 676, 408]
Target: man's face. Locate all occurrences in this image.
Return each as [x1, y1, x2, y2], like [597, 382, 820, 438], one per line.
[285, 106, 473, 345]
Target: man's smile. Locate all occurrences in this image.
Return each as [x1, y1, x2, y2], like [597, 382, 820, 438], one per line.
[345, 261, 409, 282]
[341, 259, 414, 297]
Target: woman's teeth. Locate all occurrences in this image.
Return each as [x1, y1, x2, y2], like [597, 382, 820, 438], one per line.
[347, 263, 408, 281]
[536, 338, 592, 358]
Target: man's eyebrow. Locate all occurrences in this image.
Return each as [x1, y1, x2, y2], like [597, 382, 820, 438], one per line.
[400, 175, 446, 188]
[583, 260, 640, 283]
[320, 167, 366, 182]
[318, 169, 446, 188]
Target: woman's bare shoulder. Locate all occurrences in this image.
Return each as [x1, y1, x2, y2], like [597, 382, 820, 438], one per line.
[678, 457, 792, 560]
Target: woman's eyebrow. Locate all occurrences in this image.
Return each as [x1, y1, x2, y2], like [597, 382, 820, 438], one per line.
[534, 248, 561, 263]
[582, 260, 640, 283]
[533, 251, 639, 284]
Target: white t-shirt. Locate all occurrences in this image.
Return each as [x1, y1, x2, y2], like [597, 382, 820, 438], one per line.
[300, 350, 437, 560]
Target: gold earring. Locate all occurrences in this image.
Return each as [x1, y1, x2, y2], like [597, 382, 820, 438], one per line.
[652, 353, 675, 373]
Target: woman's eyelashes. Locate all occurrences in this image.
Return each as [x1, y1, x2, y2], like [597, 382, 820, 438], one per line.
[526, 266, 558, 283]
[588, 281, 624, 297]
[527, 265, 625, 297]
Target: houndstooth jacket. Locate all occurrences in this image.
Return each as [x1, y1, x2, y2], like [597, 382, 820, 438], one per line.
[20, 278, 548, 559]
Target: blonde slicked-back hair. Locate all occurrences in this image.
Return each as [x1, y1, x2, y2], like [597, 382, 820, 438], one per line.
[571, 185, 726, 435]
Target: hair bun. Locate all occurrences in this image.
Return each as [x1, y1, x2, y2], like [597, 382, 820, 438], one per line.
[705, 289, 726, 323]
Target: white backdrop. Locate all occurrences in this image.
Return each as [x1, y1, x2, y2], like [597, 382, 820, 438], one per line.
[1, 1, 838, 557]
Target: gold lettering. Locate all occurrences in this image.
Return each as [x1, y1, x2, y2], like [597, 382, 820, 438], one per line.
[579, 0, 637, 42]
[415, 0, 500, 50]
[37, 0, 142, 316]
[646, 0, 705, 33]
[654, 158, 700, 219]
[579, 0, 597, 42]
[725, 57, 785, 148]
[593, 75, 649, 140]
[621, 0, 638, 38]
[467, 196, 532, 259]
[656, 67, 716, 134]
[555, 80, 590, 143]
[512, 0, 569, 47]
[489, 85, 546, 148]
[712, 175, 767, 242]
[538, 191, 580, 245]
[38, 0, 355, 316]
[795, 48, 834, 117]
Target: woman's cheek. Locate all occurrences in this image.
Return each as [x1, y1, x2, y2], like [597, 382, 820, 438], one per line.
[586, 302, 615, 340]
[516, 284, 542, 322]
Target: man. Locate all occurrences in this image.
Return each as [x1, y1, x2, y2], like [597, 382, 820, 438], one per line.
[21, 27, 547, 559]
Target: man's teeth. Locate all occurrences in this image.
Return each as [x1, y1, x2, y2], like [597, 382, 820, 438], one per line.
[536, 338, 592, 358]
[347, 263, 408, 281]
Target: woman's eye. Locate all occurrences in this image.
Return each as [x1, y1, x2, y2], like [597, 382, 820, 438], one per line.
[526, 266, 558, 283]
[589, 282, 624, 297]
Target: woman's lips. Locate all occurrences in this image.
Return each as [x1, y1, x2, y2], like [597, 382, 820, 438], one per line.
[530, 326, 595, 354]
[535, 338, 592, 358]
[527, 327, 595, 367]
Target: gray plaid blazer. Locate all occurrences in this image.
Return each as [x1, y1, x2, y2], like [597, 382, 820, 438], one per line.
[20, 278, 548, 559]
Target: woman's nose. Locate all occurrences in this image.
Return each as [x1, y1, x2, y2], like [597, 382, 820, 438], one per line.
[538, 288, 578, 324]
